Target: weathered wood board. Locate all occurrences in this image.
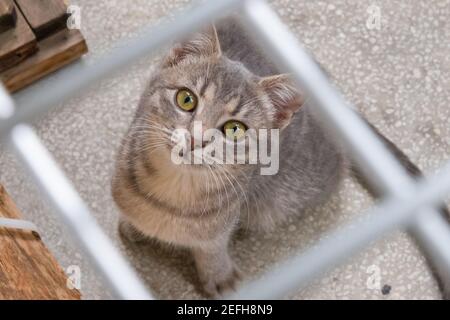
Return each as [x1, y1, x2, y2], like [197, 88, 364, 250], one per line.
[1, 28, 88, 92]
[0, 0, 88, 92]
[0, 184, 81, 300]
[15, 0, 69, 39]
[0, 3, 37, 72]
[0, 0, 16, 33]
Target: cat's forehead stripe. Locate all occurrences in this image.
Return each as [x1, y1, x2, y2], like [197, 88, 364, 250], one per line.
[203, 82, 217, 101]
[198, 77, 209, 97]
[193, 82, 216, 116]
[225, 96, 241, 115]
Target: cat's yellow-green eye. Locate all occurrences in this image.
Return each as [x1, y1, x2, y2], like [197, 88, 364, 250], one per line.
[176, 89, 197, 111]
[223, 120, 247, 141]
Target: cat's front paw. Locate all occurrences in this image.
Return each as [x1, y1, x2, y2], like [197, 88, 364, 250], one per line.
[200, 266, 242, 298]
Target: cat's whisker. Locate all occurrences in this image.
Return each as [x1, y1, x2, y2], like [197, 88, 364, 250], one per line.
[145, 119, 173, 132]
[208, 164, 224, 214]
[132, 126, 173, 138]
[217, 165, 250, 230]
[216, 167, 240, 226]
[132, 117, 174, 133]
[137, 143, 168, 154]
[207, 162, 242, 226]
[215, 165, 231, 218]
[198, 167, 211, 217]
[202, 169, 211, 217]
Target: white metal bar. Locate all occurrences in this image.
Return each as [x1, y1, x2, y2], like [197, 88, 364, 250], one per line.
[8, 124, 153, 300]
[229, 160, 450, 299]
[0, 0, 242, 138]
[0, 85, 14, 119]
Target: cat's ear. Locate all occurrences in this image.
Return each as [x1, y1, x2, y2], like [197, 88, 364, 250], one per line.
[163, 25, 221, 68]
[259, 74, 305, 130]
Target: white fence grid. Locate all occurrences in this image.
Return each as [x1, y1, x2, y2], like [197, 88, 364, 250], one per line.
[1, 0, 449, 300]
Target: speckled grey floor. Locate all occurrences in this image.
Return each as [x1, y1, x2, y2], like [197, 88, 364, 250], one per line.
[0, 0, 449, 299]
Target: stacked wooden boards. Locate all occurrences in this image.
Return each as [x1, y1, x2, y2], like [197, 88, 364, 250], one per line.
[0, 184, 81, 299]
[0, 0, 16, 33]
[0, 0, 87, 92]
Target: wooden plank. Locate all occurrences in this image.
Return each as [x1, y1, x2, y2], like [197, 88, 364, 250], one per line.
[1, 28, 88, 92]
[0, 0, 16, 33]
[0, 184, 81, 300]
[15, 0, 68, 39]
[0, 3, 36, 72]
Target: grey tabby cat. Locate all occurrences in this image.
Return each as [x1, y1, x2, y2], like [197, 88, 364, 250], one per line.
[112, 17, 449, 298]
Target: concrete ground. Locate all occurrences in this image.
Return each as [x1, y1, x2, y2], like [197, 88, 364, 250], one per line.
[0, 0, 449, 299]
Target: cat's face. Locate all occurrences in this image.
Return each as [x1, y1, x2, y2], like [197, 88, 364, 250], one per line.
[137, 26, 303, 171]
